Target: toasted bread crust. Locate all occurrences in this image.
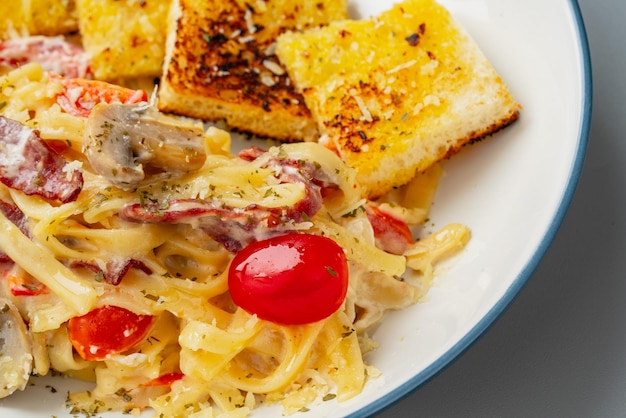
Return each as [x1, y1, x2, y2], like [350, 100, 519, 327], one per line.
[158, 0, 347, 142]
[277, 0, 521, 198]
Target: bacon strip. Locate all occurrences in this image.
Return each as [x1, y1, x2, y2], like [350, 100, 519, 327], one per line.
[0, 116, 83, 203]
[122, 148, 339, 252]
[238, 146, 266, 162]
[0, 36, 90, 79]
[70, 259, 153, 286]
[365, 204, 414, 255]
[244, 146, 342, 192]
[122, 199, 298, 253]
[0, 199, 31, 262]
[0, 200, 30, 238]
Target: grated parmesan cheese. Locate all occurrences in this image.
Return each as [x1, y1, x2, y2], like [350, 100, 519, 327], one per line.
[244, 9, 256, 34]
[262, 59, 285, 76]
[420, 59, 439, 75]
[113, 352, 148, 366]
[423, 94, 440, 106]
[260, 72, 277, 87]
[238, 35, 255, 44]
[254, 0, 267, 12]
[386, 59, 417, 75]
[264, 41, 277, 56]
[351, 94, 373, 122]
[62, 160, 83, 177]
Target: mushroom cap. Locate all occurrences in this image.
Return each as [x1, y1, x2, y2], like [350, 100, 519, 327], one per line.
[84, 103, 206, 190]
[0, 298, 33, 398]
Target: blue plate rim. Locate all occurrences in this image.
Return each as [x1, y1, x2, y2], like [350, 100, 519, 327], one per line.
[351, 0, 593, 416]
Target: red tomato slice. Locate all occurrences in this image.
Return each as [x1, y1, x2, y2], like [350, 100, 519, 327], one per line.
[142, 372, 184, 387]
[68, 305, 154, 361]
[228, 234, 348, 325]
[365, 205, 414, 255]
[7, 274, 48, 296]
[51, 75, 148, 117]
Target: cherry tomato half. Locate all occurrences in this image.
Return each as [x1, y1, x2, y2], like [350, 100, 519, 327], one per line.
[365, 205, 414, 255]
[7, 274, 48, 296]
[51, 75, 148, 118]
[228, 234, 349, 325]
[142, 372, 184, 387]
[68, 305, 154, 361]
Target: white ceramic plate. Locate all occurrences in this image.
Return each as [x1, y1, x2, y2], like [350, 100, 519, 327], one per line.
[0, 0, 591, 417]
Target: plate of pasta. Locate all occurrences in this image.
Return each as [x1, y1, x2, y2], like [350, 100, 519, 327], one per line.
[0, 0, 590, 417]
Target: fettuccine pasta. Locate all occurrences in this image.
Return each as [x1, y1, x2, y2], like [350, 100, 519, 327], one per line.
[0, 63, 469, 417]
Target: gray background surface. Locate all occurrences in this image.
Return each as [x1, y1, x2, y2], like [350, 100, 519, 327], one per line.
[378, 0, 626, 417]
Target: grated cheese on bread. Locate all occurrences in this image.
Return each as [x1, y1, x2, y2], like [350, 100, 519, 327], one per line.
[276, 0, 521, 198]
[1, 0, 78, 40]
[157, 0, 348, 142]
[30, 0, 79, 37]
[76, 0, 172, 81]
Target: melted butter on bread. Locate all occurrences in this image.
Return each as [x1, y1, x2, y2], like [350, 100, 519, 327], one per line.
[76, 0, 172, 81]
[0, 0, 78, 39]
[276, 0, 521, 198]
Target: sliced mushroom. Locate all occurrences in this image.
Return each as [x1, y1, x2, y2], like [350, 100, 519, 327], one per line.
[0, 298, 33, 398]
[84, 102, 207, 190]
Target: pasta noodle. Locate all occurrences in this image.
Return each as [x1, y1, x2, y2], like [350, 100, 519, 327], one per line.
[0, 63, 470, 416]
